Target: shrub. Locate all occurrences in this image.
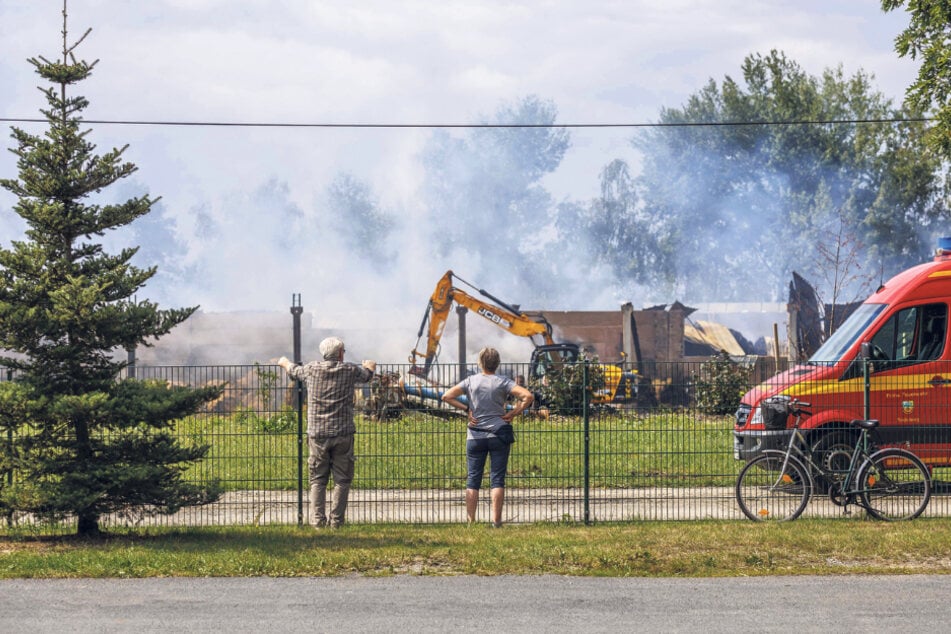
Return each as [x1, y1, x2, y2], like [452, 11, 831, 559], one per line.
[693, 351, 751, 415]
[532, 358, 605, 415]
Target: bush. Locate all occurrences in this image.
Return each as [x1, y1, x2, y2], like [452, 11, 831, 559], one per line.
[531, 358, 605, 415]
[693, 351, 751, 415]
[234, 407, 297, 434]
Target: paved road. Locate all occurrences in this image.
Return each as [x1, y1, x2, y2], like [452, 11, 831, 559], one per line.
[2, 574, 949, 632]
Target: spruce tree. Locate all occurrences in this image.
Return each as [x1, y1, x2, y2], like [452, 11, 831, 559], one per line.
[0, 2, 221, 536]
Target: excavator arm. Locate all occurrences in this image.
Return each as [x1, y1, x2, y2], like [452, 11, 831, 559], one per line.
[409, 270, 555, 376]
[407, 270, 643, 406]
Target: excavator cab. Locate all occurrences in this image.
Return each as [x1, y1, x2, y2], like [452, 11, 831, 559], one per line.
[530, 343, 642, 405]
[529, 343, 581, 380]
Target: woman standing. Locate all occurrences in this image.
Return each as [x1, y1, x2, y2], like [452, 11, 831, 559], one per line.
[442, 347, 534, 527]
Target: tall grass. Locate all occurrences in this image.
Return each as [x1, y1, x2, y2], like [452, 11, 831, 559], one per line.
[175, 409, 741, 491]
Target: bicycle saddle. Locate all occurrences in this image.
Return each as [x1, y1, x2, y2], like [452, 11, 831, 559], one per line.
[850, 418, 879, 429]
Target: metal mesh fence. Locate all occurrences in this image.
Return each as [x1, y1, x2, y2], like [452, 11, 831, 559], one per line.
[4, 356, 951, 529]
[125, 364, 304, 527]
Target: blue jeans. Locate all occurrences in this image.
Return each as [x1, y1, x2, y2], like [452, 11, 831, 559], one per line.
[466, 436, 511, 489]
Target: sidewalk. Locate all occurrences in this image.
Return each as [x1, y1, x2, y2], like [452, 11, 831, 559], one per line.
[97, 486, 918, 527]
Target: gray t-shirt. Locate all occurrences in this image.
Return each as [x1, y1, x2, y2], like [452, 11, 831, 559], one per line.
[459, 372, 515, 440]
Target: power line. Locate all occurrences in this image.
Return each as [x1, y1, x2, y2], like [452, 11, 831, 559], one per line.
[0, 116, 932, 129]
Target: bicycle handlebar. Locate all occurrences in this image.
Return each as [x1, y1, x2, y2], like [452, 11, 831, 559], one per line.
[788, 399, 811, 417]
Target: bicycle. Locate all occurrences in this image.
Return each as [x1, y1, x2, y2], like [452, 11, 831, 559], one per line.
[735, 398, 932, 522]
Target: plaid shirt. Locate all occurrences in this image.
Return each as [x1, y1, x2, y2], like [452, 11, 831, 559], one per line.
[286, 360, 373, 437]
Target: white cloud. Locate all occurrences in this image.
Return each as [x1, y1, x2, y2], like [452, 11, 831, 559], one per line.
[0, 0, 921, 326]
[450, 65, 519, 97]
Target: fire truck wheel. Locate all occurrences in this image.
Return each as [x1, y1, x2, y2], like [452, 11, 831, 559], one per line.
[810, 429, 857, 491]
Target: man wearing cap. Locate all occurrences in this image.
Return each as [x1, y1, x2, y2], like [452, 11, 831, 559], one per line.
[279, 337, 376, 529]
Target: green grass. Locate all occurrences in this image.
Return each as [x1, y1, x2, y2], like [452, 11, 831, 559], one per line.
[2, 519, 950, 578]
[177, 410, 741, 491]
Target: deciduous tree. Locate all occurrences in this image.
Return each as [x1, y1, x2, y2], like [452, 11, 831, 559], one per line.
[631, 50, 943, 302]
[325, 172, 396, 267]
[420, 95, 570, 302]
[882, 0, 951, 159]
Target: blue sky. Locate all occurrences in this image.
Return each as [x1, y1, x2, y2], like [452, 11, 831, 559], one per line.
[1, 1, 916, 204]
[0, 1, 922, 359]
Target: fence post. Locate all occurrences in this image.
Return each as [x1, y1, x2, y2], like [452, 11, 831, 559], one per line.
[583, 359, 590, 525]
[456, 306, 467, 384]
[863, 356, 870, 420]
[5, 369, 11, 528]
[291, 294, 304, 526]
[5, 369, 11, 492]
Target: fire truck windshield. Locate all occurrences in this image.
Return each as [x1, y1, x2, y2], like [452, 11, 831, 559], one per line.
[807, 303, 887, 364]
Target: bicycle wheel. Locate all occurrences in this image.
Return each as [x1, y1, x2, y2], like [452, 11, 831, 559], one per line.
[857, 448, 932, 521]
[736, 451, 812, 522]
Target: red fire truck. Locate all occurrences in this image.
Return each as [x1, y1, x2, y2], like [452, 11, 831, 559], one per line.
[735, 238, 951, 469]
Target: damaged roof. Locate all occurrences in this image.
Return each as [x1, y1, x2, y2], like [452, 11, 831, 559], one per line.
[683, 319, 746, 356]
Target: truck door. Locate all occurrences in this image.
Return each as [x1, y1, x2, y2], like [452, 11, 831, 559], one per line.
[866, 302, 950, 462]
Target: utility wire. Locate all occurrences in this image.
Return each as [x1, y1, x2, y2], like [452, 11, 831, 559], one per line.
[0, 116, 933, 129]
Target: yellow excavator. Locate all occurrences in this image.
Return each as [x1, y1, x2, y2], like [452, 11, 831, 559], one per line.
[408, 270, 638, 404]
